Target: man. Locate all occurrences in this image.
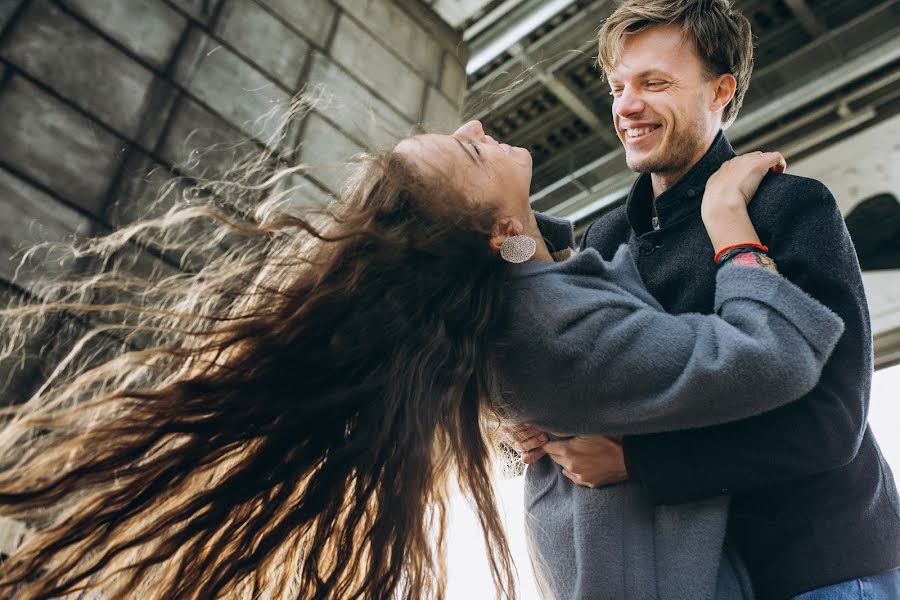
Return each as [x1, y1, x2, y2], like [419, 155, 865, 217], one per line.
[510, 0, 900, 598]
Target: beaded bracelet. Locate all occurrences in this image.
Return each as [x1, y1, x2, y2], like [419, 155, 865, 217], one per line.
[714, 242, 769, 264]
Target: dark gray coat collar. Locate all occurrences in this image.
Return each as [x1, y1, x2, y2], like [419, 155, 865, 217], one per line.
[625, 130, 737, 235]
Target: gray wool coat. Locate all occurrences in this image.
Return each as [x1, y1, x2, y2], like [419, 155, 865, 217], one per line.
[494, 215, 844, 600]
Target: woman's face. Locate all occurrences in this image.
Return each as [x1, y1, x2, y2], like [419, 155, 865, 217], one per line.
[395, 120, 533, 217]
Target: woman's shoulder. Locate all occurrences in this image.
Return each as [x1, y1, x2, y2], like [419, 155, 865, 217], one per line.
[508, 243, 637, 284]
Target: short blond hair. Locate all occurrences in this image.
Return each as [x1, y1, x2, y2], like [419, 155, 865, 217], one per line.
[597, 0, 753, 127]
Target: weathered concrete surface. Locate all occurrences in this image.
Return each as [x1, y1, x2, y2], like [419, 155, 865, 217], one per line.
[1, 0, 160, 140]
[0, 0, 24, 32]
[61, 0, 187, 70]
[0, 76, 125, 216]
[255, 0, 336, 48]
[173, 30, 291, 145]
[305, 52, 410, 149]
[0, 168, 94, 287]
[107, 153, 178, 228]
[422, 85, 461, 133]
[333, 0, 443, 83]
[216, 0, 309, 90]
[330, 14, 426, 121]
[167, 0, 224, 24]
[300, 112, 365, 194]
[156, 95, 253, 178]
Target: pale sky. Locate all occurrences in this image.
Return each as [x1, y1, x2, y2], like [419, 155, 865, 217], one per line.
[446, 364, 900, 599]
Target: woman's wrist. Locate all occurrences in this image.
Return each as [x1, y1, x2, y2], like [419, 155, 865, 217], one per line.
[701, 195, 760, 253]
[718, 251, 779, 274]
[701, 188, 746, 214]
[714, 242, 768, 264]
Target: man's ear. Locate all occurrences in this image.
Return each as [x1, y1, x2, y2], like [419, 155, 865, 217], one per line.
[710, 73, 737, 114]
[489, 217, 525, 252]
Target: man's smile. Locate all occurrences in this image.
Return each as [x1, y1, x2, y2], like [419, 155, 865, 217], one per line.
[621, 123, 662, 144]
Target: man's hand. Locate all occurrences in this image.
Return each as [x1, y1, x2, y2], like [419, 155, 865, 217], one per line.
[500, 423, 549, 464]
[544, 435, 629, 488]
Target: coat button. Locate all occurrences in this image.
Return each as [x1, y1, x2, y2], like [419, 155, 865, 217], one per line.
[686, 188, 697, 198]
[639, 240, 655, 255]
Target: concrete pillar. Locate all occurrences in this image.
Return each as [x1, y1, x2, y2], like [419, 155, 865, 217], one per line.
[0, 0, 469, 394]
[0, 0, 468, 266]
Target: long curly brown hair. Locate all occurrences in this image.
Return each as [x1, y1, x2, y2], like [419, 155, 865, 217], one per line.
[0, 130, 516, 599]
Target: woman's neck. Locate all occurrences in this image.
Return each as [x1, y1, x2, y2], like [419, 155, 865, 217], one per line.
[522, 212, 554, 263]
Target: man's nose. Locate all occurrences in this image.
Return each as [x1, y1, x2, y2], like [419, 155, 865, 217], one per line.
[614, 88, 644, 119]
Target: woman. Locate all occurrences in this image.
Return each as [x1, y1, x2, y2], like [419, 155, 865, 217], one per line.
[0, 120, 839, 600]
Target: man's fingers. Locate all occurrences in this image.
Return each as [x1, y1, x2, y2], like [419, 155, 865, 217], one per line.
[542, 440, 568, 457]
[503, 424, 544, 443]
[562, 469, 594, 489]
[506, 422, 536, 433]
[506, 430, 548, 453]
[512, 427, 545, 443]
[517, 432, 548, 453]
[500, 424, 545, 449]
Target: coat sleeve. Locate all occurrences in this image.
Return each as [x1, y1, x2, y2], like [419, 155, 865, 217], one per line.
[620, 181, 871, 504]
[498, 252, 844, 436]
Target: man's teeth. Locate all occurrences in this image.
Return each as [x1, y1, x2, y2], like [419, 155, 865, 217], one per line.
[626, 126, 659, 137]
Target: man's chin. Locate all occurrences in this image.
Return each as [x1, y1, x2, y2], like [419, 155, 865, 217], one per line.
[625, 153, 656, 174]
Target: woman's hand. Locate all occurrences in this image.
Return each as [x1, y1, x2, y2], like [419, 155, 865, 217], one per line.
[701, 151, 786, 253]
[544, 435, 628, 488]
[704, 151, 786, 209]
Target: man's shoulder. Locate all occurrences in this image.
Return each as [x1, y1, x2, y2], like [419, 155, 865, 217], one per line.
[752, 172, 836, 223]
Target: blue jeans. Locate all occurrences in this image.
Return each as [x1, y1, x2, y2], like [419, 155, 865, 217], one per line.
[790, 569, 900, 600]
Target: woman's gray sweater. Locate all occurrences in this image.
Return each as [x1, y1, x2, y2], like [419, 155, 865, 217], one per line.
[495, 216, 844, 600]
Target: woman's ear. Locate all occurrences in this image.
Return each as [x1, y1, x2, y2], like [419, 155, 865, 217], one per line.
[489, 218, 524, 252]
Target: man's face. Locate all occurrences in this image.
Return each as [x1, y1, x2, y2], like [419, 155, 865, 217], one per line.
[607, 24, 722, 180]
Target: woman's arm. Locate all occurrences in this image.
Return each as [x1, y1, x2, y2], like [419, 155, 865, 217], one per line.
[498, 152, 843, 436]
[499, 255, 843, 436]
[701, 151, 785, 253]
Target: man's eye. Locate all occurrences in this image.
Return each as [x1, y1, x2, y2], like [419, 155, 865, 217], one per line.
[646, 81, 665, 87]
[471, 143, 481, 156]
[609, 88, 622, 97]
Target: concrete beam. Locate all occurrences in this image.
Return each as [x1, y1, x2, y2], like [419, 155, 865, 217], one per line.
[466, 0, 578, 74]
[469, 0, 612, 102]
[509, 44, 603, 129]
[508, 43, 619, 151]
[784, 0, 828, 38]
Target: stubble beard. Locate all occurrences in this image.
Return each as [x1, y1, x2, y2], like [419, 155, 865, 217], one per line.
[624, 120, 708, 178]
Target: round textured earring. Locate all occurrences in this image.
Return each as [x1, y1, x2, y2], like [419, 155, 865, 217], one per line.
[500, 235, 537, 263]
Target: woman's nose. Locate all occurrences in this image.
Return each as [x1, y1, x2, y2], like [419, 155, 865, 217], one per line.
[455, 120, 485, 140]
